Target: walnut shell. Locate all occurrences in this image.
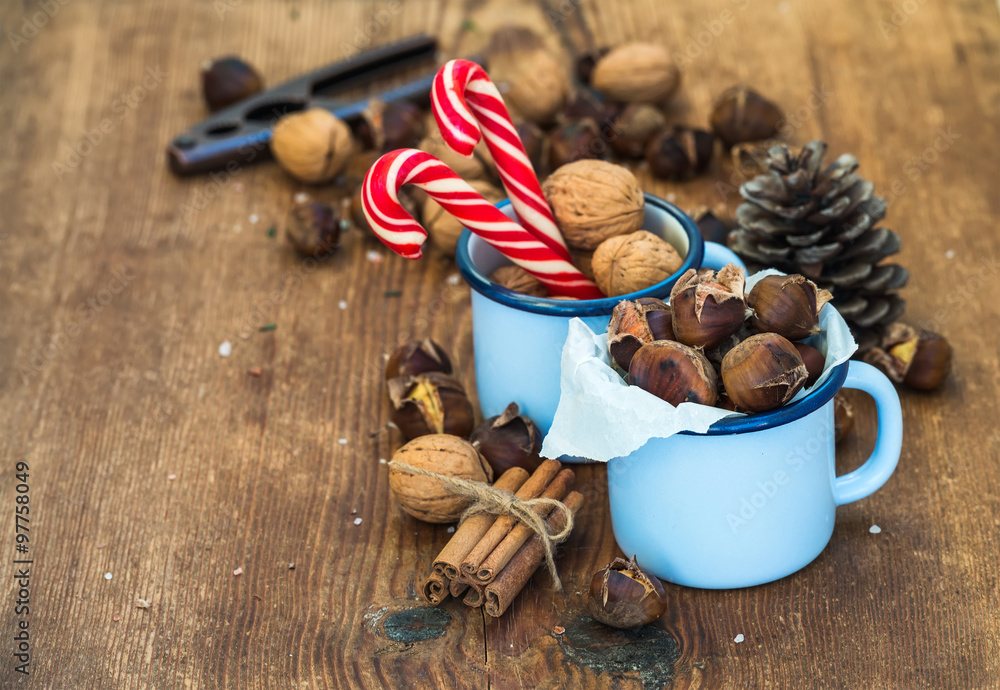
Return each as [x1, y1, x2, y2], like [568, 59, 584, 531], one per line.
[423, 179, 504, 255]
[271, 108, 356, 183]
[489, 265, 548, 297]
[491, 48, 570, 126]
[542, 160, 645, 250]
[389, 434, 494, 523]
[591, 43, 680, 104]
[592, 230, 683, 297]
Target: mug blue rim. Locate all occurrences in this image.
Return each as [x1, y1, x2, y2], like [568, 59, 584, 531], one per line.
[455, 195, 705, 317]
[685, 361, 850, 436]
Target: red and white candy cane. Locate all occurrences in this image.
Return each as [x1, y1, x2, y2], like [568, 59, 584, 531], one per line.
[431, 59, 570, 261]
[362, 149, 604, 300]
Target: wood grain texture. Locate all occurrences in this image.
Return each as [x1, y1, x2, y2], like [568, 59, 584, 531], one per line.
[0, 0, 998, 688]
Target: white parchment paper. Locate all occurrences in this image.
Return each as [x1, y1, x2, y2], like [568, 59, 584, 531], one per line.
[540, 270, 858, 461]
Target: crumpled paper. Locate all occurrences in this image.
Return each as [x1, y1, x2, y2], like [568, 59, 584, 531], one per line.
[540, 270, 858, 461]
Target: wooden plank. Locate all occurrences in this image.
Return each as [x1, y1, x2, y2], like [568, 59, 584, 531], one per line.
[0, 0, 997, 688]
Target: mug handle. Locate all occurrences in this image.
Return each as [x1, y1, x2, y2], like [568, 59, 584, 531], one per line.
[833, 361, 904, 506]
[702, 241, 746, 271]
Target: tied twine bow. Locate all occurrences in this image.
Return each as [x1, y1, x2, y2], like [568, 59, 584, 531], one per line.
[388, 461, 575, 590]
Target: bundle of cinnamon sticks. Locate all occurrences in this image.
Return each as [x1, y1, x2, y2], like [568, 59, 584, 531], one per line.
[420, 459, 583, 618]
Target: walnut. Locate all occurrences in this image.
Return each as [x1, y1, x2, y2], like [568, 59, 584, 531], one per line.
[592, 231, 683, 297]
[271, 108, 356, 183]
[542, 160, 645, 250]
[591, 43, 680, 104]
[489, 265, 548, 297]
[491, 48, 570, 126]
[423, 179, 504, 255]
[388, 434, 494, 523]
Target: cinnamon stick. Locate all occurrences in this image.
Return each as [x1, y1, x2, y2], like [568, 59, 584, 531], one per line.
[472, 468, 576, 584]
[462, 581, 485, 608]
[449, 578, 469, 599]
[431, 467, 530, 579]
[461, 459, 562, 577]
[484, 490, 583, 618]
[421, 571, 450, 605]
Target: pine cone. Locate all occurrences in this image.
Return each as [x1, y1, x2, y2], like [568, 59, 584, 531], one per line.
[730, 141, 908, 351]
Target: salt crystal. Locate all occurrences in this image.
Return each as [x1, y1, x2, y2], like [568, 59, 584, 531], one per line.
[338, 438, 348, 445]
[219, 341, 232, 357]
[379, 458, 387, 464]
[288, 563, 295, 570]
[136, 598, 150, 609]
[945, 250, 955, 259]
[446, 274, 461, 285]
[294, 192, 310, 204]
[249, 213, 259, 224]
[366, 250, 384, 264]
[734, 634, 744, 643]
[233, 567, 243, 576]
[338, 300, 348, 310]
[167, 474, 176, 481]
[353, 517, 363, 525]
[870, 525, 882, 534]
[446, 526, 455, 533]
[105, 572, 113, 581]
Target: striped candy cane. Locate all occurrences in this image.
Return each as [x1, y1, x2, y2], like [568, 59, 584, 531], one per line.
[431, 59, 570, 261]
[362, 149, 604, 300]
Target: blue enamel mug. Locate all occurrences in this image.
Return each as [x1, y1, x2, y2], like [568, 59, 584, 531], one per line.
[607, 360, 903, 589]
[455, 194, 743, 436]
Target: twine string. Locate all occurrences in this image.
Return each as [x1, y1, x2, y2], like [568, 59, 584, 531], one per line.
[389, 460, 574, 590]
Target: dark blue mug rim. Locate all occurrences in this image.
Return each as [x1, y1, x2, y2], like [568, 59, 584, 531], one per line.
[686, 360, 850, 436]
[455, 195, 705, 317]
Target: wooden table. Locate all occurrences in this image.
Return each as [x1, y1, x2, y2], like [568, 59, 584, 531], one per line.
[1, 0, 997, 687]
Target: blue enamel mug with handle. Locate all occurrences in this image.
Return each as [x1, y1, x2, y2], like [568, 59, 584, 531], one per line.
[456, 194, 743, 437]
[607, 359, 903, 589]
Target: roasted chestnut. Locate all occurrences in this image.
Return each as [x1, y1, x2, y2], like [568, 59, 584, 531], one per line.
[385, 339, 453, 379]
[607, 298, 673, 371]
[285, 202, 340, 257]
[721, 333, 808, 413]
[863, 323, 952, 391]
[670, 265, 748, 349]
[469, 402, 543, 475]
[747, 274, 830, 341]
[628, 340, 718, 407]
[793, 342, 825, 387]
[588, 555, 668, 629]
[201, 56, 263, 111]
[709, 85, 784, 148]
[386, 372, 473, 440]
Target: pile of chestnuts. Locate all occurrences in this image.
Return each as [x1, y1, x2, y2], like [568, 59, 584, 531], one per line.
[609, 265, 831, 413]
[384, 339, 544, 477]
